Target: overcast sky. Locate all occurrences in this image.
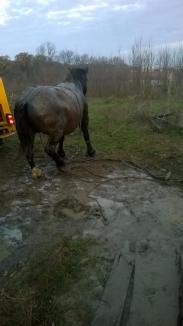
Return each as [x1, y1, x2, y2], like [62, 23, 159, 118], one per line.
[0, 0, 183, 57]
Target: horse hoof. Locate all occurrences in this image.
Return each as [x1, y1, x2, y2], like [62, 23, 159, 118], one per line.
[87, 149, 96, 157]
[58, 166, 65, 173]
[56, 160, 65, 168]
[58, 151, 66, 159]
[32, 167, 43, 178]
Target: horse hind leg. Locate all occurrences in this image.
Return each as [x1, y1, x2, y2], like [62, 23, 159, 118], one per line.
[24, 132, 43, 178]
[81, 106, 95, 157]
[57, 135, 66, 158]
[45, 136, 65, 168]
[25, 133, 35, 169]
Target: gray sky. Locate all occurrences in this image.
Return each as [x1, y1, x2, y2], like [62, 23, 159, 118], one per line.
[0, 0, 183, 57]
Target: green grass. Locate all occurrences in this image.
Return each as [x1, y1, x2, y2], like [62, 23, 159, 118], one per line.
[0, 238, 95, 326]
[58, 96, 183, 177]
[2, 95, 183, 178]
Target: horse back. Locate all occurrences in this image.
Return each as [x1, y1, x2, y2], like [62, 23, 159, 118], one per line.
[18, 83, 86, 135]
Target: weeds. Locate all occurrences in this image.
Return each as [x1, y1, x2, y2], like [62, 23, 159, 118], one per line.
[0, 238, 93, 326]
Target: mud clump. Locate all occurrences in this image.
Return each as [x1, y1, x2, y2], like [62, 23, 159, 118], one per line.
[53, 198, 90, 220]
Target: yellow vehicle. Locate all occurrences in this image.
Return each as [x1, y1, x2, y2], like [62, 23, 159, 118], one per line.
[0, 78, 16, 139]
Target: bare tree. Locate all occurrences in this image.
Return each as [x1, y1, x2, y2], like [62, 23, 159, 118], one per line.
[58, 50, 75, 64]
[36, 42, 56, 61]
[129, 39, 143, 94]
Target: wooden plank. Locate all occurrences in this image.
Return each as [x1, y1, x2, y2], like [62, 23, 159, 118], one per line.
[177, 253, 183, 326]
[128, 251, 178, 326]
[91, 254, 135, 326]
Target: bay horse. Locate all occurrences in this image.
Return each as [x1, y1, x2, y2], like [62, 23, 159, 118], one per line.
[14, 67, 95, 178]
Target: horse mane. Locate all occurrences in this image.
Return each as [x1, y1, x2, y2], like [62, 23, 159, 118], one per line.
[64, 67, 88, 95]
[65, 67, 88, 82]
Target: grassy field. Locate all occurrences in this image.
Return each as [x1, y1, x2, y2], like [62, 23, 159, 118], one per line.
[2, 95, 183, 178]
[65, 96, 183, 181]
[1, 95, 183, 204]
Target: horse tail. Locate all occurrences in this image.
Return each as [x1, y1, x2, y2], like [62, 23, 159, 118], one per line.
[14, 101, 34, 153]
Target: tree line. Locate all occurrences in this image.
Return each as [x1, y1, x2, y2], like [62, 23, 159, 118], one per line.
[1, 40, 183, 103]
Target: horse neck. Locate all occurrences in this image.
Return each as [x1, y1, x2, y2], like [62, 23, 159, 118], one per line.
[74, 80, 83, 92]
[65, 76, 83, 93]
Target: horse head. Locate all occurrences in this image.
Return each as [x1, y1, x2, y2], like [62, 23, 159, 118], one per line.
[66, 67, 88, 95]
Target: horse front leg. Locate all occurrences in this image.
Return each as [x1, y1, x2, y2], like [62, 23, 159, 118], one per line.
[45, 136, 65, 168]
[81, 105, 95, 157]
[57, 135, 66, 158]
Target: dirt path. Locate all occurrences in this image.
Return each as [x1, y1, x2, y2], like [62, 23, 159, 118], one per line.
[0, 156, 183, 325]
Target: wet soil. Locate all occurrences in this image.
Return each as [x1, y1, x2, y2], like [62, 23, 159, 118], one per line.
[1, 149, 183, 325]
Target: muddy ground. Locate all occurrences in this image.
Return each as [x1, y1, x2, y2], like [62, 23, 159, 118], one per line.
[1, 141, 183, 325]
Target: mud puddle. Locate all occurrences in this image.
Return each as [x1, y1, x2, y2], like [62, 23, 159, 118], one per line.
[1, 159, 183, 325]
